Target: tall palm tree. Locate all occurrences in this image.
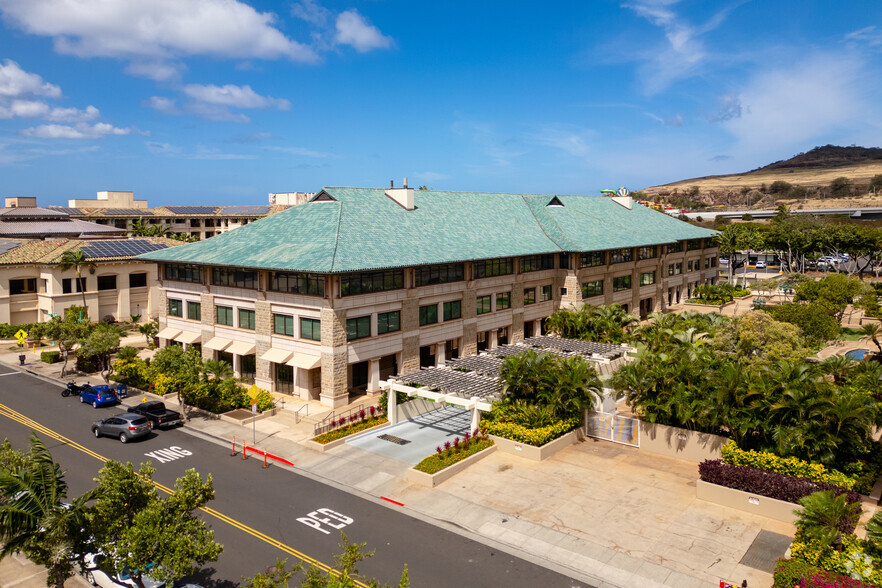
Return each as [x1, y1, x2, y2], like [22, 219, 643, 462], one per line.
[130, 217, 150, 236]
[861, 322, 882, 355]
[57, 249, 95, 315]
[0, 433, 99, 588]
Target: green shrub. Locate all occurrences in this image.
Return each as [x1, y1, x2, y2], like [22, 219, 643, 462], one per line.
[773, 558, 815, 587]
[480, 417, 580, 446]
[378, 390, 410, 413]
[414, 437, 494, 474]
[791, 534, 882, 585]
[75, 351, 98, 374]
[0, 323, 40, 339]
[721, 442, 855, 489]
[112, 357, 149, 389]
[40, 350, 61, 364]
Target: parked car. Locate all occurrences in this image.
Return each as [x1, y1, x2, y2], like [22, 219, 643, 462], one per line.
[128, 401, 183, 430]
[755, 261, 766, 269]
[91, 413, 151, 443]
[83, 553, 166, 588]
[80, 385, 119, 408]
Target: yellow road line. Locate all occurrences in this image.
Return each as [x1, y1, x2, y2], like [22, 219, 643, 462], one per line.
[0, 402, 360, 583]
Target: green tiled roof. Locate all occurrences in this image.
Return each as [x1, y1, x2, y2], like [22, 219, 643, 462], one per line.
[138, 187, 717, 273]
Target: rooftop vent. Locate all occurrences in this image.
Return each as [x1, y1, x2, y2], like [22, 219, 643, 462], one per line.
[385, 177, 415, 210]
[547, 196, 564, 207]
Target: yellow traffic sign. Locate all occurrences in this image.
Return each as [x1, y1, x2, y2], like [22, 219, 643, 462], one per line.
[14, 329, 28, 342]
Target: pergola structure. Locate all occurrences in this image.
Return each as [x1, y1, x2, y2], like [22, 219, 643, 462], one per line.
[379, 336, 634, 431]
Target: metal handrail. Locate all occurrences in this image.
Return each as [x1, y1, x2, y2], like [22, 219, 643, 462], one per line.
[313, 403, 366, 437]
[294, 403, 309, 424]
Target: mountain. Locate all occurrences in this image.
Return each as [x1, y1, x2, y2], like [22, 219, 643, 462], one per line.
[640, 145, 882, 210]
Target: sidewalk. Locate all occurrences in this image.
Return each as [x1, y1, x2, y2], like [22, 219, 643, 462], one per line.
[1, 346, 794, 588]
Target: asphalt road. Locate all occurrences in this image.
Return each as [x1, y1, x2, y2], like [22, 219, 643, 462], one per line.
[0, 365, 591, 588]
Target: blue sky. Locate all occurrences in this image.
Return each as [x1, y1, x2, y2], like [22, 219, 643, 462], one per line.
[0, 0, 881, 206]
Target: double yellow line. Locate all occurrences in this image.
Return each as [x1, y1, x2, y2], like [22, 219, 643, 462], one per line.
[0, 401, 363, 585]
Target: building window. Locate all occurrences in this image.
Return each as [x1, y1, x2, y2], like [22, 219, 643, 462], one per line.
[639, 271, 656, 286]
[62, 278, 86, 294]
[300, 317, 321, 341]
[273, 314, 294, 336]
[609, 248, 633, 264]
[613, 276, 632, 292]
[523, 288, 536, 305]
[496, 292, 511, 310]
[97, 275, 117, 291]
[270, 272, 325, 297]
[216, 305, 233, 326]
[686, 239, 703, 251]
[377, 311, 400, 334]
[168, 299, 183, 318]
[559, 252, 571, 270]
[539, 284, 552, 302]
[711, 257, 717, 267]
[129, 273, 147, 288]
[419, 304, 438, 326]
[668, 263, 683, 276]
[187, 301, 201, 321]
[443, 300, 461, 320]
[238, 309, 256, 330]
[164, 263, 203, 284]
[667, 241, 683, 254]
[473, 258, 513, 279]
[579, 251, 605, 268]
[190, 219, 201, 228]
[340, 270, 404, 296]
[520, 254, 554, 273]
[212, 267, 258, 290]
[637, 246, 657, 260]
[476, 295, 491, 315]
[9, 278, 37, 295]
[704, 258, 711, 269]
[240, 354, 256, 385]
[582, 280, 603, 298]
[346, 316, 371, 341]
[414, 263, 464, 287]
[687, 260, 695, 272]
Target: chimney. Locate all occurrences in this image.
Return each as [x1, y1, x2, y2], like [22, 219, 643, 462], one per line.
[385, 177, 415, 210]
[611, 195, 633, 210]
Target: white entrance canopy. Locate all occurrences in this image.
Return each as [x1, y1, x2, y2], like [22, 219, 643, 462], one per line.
[260, 348, 293, 364]
[287, 354, 321, 369]
[226, 341, 256, 355]
[204, 337, 233, 351]
[175, 330, 201, 344]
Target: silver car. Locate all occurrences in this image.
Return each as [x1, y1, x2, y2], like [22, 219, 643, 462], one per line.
[91, 413, 151, 443]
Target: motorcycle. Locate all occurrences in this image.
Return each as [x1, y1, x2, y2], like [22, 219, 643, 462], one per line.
[62, 381, 88, 398]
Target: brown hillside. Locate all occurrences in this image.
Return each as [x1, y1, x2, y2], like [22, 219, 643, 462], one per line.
[641, 145, 882, 210]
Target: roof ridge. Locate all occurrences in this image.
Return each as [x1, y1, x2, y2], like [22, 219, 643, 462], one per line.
[328, 201, 343, 272]
[521, 194, 567, 251]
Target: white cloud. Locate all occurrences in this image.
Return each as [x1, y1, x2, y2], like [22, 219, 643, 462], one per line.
[0, 100, 99, 122]
[334, 10, 393, 52]
[143, 96, 179, 114]
[144, 94, 252, 123]
[291, 0, 331, 26]
[532, 126, 593, 158]
[20, 122, 139, 139]
[845, 26, 882, 48]
[264, 145, 330, 158]
[145, 141, 180, 154]
[183, 84, 290, 110]
[124, 61, 186, 81]
[0, 59, 61, 98]
[0, 0, 317, 62]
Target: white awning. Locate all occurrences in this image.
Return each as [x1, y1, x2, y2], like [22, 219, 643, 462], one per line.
[175, 330, 201, 344]
[226, 341, 256, 356]
[259, 348, 293, 364]
[287, 354, 321, 370]
[156, 327, 181, 340]
[204, 337, 233, 351]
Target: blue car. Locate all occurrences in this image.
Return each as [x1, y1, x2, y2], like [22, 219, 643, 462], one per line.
[80, 385, 119, 409]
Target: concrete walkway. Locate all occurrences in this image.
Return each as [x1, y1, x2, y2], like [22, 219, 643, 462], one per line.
[0, 345, 796, 588]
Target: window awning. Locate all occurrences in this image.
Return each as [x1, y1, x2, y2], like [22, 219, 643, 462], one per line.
[226, 341, 256, 356]
[287, 354, 321, 370]
[156, 327, 181, 340]
[260, 348, 293, 364]
[204, 337, 233, 351]
[175, 330, 201, 344]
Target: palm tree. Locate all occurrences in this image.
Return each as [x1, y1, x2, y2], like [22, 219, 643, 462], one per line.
[130, 217, 150, 236]
[862, 322, 882, 355]
[57, 249, 95, 315]
[794, 490, 860, 551]
[202, 358, 233, 381]
[0, 433, 99, 588]
[820, 354, 857, 385]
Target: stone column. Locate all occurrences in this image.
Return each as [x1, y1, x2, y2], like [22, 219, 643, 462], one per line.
[435, 342, 446, 366]
[461, 293, 477, 357]
[561, 273, 582, 309]
[511, 284, 525, 343]
[388, 384, 398, 424]
[368, 358, 381, 393]
[489, 329, 498, 349]
[254, 300, 272, 391]
[117, 270, 131, 321]
[470, 399, 480, 432]
[320, 307, 349, 408]
[399, 298, 420, 374]
[200, 292, 215, 361]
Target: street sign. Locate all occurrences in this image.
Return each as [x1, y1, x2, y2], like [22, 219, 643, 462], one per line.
[252, 403, 258, 415]
[14, 329, 28, 342]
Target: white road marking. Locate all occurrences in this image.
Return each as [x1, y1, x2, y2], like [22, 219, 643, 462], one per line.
[297, 508, 353, 535]
[144, 446, 192, 464]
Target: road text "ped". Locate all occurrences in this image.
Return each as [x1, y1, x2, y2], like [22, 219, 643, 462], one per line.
[297, 508, 353, 535]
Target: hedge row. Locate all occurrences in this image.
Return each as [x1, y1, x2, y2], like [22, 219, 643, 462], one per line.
[479, 417, 580, 446]
[790, 535, 882, 586]
[699, 460, 861, 524]
[774, 558, 878, 588]
[721, 441, 855, 490]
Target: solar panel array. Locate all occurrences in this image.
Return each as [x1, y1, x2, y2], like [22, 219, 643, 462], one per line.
[81, 240, 169, 259]
[102, 209, 154, 215]
[164, 206, 220, 215]
[0, 239, 20, 255]
[220, 205, 270, 215]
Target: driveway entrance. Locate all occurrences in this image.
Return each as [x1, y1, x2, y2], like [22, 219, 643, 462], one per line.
[346, 405, 472, 464]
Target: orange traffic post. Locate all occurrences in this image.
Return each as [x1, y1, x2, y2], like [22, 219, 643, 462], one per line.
[231, 437, 236, 456]
[263, 452, 268, 468]
[242, 445, 247, 460]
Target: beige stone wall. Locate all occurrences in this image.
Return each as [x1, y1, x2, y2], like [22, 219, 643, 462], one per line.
[320, 307, 348, 406]
[199, 292, 215, 359]
[510, 285, 525, 343]
[399, 298, 420, 373]
[461, 291, 477, 356]
[254, 300, 272, 383]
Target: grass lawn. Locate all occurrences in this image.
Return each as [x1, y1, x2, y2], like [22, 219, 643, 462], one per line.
[841, 327, 867, 342]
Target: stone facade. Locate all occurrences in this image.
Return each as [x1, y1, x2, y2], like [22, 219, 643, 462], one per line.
[320, 307, 348, 407]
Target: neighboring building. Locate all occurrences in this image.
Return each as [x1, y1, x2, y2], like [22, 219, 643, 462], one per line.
[0, 237, 181, 324]
[0, 198, 125, 239]
[141, 186, 719, 407]
[51, 191, 290, 241]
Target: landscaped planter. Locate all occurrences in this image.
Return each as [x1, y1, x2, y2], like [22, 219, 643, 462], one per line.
[639, 422, 727, 463]
[407, 445, 497, 487]
[488, 428, 582, 461]
[306, 421, 392, 453]
[696, 479, 799, 524]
